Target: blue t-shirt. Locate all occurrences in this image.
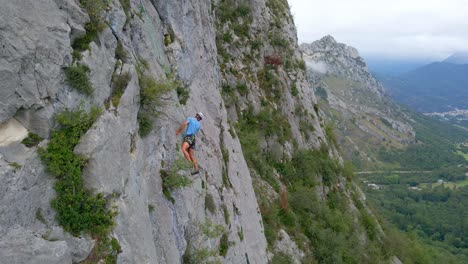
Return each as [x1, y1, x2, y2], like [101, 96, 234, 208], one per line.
[185, 117, 201, 136]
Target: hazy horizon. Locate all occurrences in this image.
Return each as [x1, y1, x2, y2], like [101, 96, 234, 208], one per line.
[289, 0, 468, 61]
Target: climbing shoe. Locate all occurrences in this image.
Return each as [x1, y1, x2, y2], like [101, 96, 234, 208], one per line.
[191, 170, 200, 175]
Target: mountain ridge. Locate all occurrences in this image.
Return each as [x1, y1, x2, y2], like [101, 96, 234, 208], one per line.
[301, 35, 415, 169]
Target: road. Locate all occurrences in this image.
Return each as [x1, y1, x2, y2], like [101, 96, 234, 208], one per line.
[355, 170, 432, 175]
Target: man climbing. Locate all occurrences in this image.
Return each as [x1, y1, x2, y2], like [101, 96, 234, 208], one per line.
[175, 112, 204, 175]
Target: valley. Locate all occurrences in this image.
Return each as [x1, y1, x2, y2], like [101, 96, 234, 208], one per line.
[302, 36, 468, 263]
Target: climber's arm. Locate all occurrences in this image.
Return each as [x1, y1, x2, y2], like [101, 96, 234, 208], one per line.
[175, 121, 188, 135]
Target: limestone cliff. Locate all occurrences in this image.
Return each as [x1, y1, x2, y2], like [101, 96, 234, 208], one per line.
[0, 1, 390, 263]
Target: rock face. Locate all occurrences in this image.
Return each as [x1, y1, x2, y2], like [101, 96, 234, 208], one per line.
[0, 0, 282, 262]
[301, 36, 415, 169]
[0, 1, 383, 263]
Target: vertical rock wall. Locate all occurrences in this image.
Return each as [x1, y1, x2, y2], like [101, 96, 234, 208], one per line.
[0, 0, 272, 262]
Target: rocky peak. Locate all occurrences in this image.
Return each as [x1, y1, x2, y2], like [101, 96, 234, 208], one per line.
[300, 35, 376, 91]
[301, 35, 415, 168]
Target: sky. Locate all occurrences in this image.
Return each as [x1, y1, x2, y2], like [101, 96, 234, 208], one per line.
[288, 0, 468, 61]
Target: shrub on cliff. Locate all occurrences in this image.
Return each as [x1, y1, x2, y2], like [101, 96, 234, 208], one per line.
[65, 65, 93, 95]
[38, 106, 114, 236]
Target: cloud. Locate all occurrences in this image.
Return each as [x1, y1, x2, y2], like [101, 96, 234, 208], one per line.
[289, 0, 468, 59]
[305, 61, 329, 74]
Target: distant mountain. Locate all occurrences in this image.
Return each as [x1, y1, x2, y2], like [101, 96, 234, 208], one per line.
[444, 52, 468, 64]
[301, 36, 415, 169]
[365, 58, 429, 75]
[378, 62, 468, 112]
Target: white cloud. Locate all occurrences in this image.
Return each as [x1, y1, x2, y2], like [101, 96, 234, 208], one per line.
[289, 0, 468, 59]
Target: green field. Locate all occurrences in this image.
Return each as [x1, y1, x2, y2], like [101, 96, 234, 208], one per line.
[456, 150, 468, 160]
[420, 179, 468, 189]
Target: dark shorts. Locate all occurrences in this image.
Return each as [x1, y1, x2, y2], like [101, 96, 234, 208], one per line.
[184, 134, 196, 149]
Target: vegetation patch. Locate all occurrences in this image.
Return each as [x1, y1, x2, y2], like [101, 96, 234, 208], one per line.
[271, 252, 294, 264]
[205, 193, 216, 213]
[38, 106, 113, 236]
[22, 132, 43, 148]
[164, 32, 175, 46]
[136, 68, 177, 137]
[81, 236, 121, 264]
[176, 84, 190, 105]
[324, 123, 338, 148]
[110, 72, 131, 107]
[35, 208, 47, 225]
[9, 162, 22, 170]
[219, 232, 230, 257]
[137, 112, 153, 137]
[183, 221, 225, 263]
[72, 0, 108, 55]
[160, 156, 193, 203]
[65, 64, 94, 95]
[115, 41, 128, 62]
[139, 74, 175, 114]
[221, 204, 230, 225]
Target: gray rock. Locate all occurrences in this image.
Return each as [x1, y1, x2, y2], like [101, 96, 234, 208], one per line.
[274, 230, 305, 264]
[0, 226, 71, 264]
[0, 0, 81, 123]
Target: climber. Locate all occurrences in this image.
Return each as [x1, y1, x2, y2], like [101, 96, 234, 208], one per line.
[175, 112, 205, 175]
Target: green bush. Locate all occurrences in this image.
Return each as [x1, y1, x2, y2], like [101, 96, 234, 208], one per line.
[35, 208, 47, 224]
[205, 193, 216, 213]
[324, 123, 338, 148]
[79, 0, 107, 31]
[72, 23, 99, 52]
[111, 72, 131, 107]
[139, 74, 175, 114]
[160, 156, 193, 203]
[110, 237, 122, 254]
[72, 49, 83, 62]
[297, 59, 306, 71]
[360, 209, 377, 240]
[176, 85, 190, 105]
[22, 132, 43, 147]
[278, 148, 342, 187]
[216, 0, 251, 24]
[115, 41, 128, 62]
[313, 103, 319, 113]
[73, 0, 107, 52]
[269, 33, 289, 48]
[137, 112, 153, 137]
[164, 32, 175, 46]
[223, 32, 233, 43]
[278, 208, 296, 228]
[83, 235, 121, 264]
[183, 221, 225, 263]
[65, 65, 93, 95]
[219, 232, 229, 256]
[38, 106, 113, 236]
[271, 252, 294, 264]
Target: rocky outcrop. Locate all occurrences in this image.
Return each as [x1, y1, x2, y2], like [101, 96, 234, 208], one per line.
[301, 35, 380, 93]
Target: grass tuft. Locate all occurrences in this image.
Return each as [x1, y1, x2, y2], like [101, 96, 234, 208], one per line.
[22, 132, 43, 148]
